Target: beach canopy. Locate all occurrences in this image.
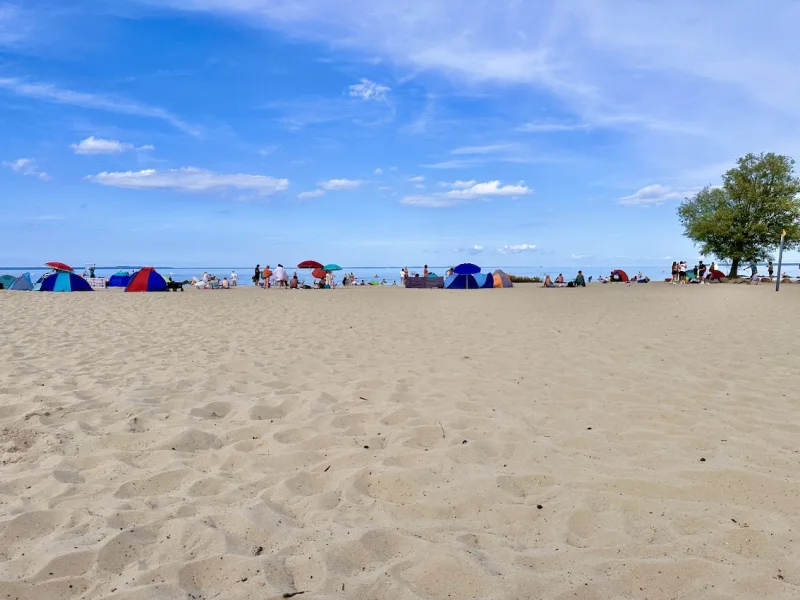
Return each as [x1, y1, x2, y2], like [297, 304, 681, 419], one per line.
[445, 273, 483, 289]
[611, 269, 629, 283]
[323, 264, 342, 272]
[45, 261, 74, 272]
[125, 267, 167, 292]
[0, 274, 16, 289]
[39, 271, 93, 292]
[10, 273, 33, 291]
[298, 260, 323, 269]
[454, 263, 481, 275]
[108, 271, 131, 287]
[710, 269, 726, 280]
[492, 270, 513, 288]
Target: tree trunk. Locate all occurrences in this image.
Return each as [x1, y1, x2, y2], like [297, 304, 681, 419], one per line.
[729, 258, 739, 278]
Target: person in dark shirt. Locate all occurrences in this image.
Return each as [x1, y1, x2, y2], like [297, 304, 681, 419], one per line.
[574, 271, 586, 287]
[253, 264, 260, 286]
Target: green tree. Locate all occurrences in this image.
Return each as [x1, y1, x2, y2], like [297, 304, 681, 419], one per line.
[678, 153, 800, 277]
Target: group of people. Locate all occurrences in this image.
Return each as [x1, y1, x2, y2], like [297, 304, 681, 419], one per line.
[191, 271, 238, 289]
[252, 264, 302, 289]
[542, 271, 587, 288]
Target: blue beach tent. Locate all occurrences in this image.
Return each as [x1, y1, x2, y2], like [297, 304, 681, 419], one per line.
[108, 271, 131, 287]
[445, 273, 480, 289]
[10, 272, 33, 291]
[0, 274, 15, 289]
[39, 271, 93, 292]
[472, 273, 495, 288]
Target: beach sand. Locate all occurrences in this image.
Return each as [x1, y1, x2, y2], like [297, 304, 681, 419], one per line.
[1, 284, 798, 599]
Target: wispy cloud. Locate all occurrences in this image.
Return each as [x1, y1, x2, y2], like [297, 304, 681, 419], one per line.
[258, 145, 278, 156]
[298, 189, 325, 199]
[516, 121, 589, 133]
[451, 143, 519, 155]
[407, 175, 425, 183]
[619, 184, 691, 206]
[0, 77, 199, 135]
[454, 244, 485, 255]
[374, 167, 383, 175]
[3, 157, 50, 181]
[71, 136, 153, 155]
[86, 167, 289, 196]
[348, 78, 391, 102]
[498, 244, 537, 254]
[318, 178, 362, 190]
[401, 180, 531, 207]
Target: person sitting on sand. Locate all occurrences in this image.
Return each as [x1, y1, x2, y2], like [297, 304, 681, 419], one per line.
[555, 274, 564, 284]
[543, 275, 555, 288]
[574, 271, 586, 287]
[290, 272, 299, 289]
[221, 277, 230, 289]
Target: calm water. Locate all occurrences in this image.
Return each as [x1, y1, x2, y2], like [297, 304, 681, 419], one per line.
[3, 263, 799, 286]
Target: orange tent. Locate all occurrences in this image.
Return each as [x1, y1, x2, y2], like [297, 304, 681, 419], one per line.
[492, 270, 513, 288]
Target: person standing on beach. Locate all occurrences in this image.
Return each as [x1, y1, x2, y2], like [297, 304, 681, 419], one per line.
[749, 260, 758, 280]
[698, 261, 707, 284]
[678, 260, 687, 284]
[671, 261, 679, 284]
[768, 260, 774, 280]
[274, 264, 287, 288]
[231, 271, 238, 287]
[423, 265, 429, 278]
[253, 265, 260, 286]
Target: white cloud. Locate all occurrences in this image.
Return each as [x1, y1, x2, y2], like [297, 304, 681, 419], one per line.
[451, 143, 518, 155]
[414, 183, 425, 189]
[374, 167, 383, 175]
[86, 167, 289, 196]
[571, 253, 592, 260]
[318, 178, 362, 190]
[70, 136, 154, 155]
[258, 145, 278, 156]
[402, 180, 531, 207]
[298, 189, 325, 199]
[498, 244, 537, 254]
[348, 78, 390, 102]
[407, 175, 425, 182]
[619, 184, 688, 206]
[441, 180, 477, 189]
[444, 180, 531, 200]
[0, 77, 198, 135]
[3, 158, 50, 181]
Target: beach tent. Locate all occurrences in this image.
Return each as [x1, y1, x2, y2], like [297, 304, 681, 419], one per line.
[492, 270, 513, 288]
[125, 267, 167, 292]
[108, 271, 131, 287]
[9, 273, 33, 291]
[472, 273, 495, 288]
[445, 273, 481, 289]
[709, 269, 726, 282]
[0, 274, 16, 289]
[39, 271, 93, 292]
[611, 269, 629, 283]
[33, 273, 50, 291]
[427, 272, 439, 277]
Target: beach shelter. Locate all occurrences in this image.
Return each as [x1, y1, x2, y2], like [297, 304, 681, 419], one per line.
[709, 269, 726, 282]
[611, 269, 629, 283]
[445, 273, 481, 289]
[33, 273, 50, 291]
[108, 271, 131, 287]
[125, 267, 167, 292]
[0, 274, 16, 289]
[472, 273, 495, 288]
[492, 270, 513, 288]
[323, 264, 342, 272]
[311, 267, 327, 280]
[39, 271, 93, 292]
[454, 263, 481, 275]
[10, 273, 33, 291]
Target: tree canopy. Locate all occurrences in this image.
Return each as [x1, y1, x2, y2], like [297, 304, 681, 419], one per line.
[677, 152, 800, 277]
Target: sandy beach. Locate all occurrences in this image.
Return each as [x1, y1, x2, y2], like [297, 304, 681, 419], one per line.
[1, 284, 798, 599]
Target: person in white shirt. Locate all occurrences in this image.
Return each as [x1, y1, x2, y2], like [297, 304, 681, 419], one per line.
[274, 264, 288, 288]
[230, 271, 238, 286]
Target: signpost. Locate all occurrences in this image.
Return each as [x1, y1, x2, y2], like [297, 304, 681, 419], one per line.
[776, 229, 786, 292]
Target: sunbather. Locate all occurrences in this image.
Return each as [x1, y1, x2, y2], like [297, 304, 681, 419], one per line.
[543, 275, 555, 288]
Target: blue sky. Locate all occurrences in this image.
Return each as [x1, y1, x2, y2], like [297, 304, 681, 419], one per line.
[2, 0, 799, 267]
